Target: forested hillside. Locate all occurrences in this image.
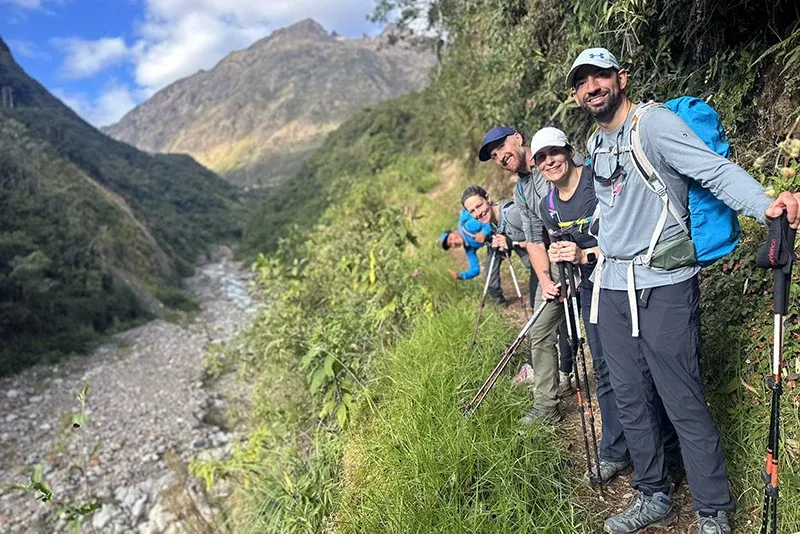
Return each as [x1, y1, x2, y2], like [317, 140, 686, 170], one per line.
[206, 1, 800, 532]
[0, 38, 248, 374]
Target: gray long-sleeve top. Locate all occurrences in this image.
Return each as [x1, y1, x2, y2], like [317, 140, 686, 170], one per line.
[494, 200, 527, 243]
[513, 171, 549, 244]
[588, 104, 773, 290]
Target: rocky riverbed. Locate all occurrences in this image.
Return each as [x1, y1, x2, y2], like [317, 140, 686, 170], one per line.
[0, 249, 258, 533]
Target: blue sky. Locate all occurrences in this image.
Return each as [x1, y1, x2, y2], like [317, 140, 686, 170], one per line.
[0, 0, 385, 126]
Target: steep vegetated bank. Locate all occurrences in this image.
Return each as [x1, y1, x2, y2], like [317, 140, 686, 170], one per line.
[0, 39, 248, 374]
[218, 1, 800, 532]
[241, 92, 448, 254]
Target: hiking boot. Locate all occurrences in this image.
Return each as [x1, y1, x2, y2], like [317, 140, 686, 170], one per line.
[513, 363, 535, 386]
[519, 406, 562, 426]
[557, 370, 575, 397]
[603, 490, 676, 534]
[696, 511, 731, 534]
[583, 457, 633, 485]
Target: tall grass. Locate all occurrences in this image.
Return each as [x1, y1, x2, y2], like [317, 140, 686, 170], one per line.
[701, 218, 800, 532]
[335, 305, 593, 533]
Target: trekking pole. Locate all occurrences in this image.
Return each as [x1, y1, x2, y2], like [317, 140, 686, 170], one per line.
[470, 248, 498, 347]
[464, 298, 549, 413]
[755, 214, 796, 534]
[557, 261, 602, 498]
[505, 252, 530, 320]
[564, 260, 604, 498]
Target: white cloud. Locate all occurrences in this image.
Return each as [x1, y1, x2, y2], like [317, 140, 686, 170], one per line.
[54, 82, 137, 126]
[0, 0, 43, 8]
[48, 0, 381, 126]
[52, 37, 130, 79]
[130, 0, 381, 93]
[7, 39, 51, 59]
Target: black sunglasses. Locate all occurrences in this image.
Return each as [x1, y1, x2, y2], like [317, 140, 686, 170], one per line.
[591, 127, 627, 186]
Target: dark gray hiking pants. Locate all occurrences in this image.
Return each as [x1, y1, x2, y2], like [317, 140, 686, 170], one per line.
[596, 276, 734, 513]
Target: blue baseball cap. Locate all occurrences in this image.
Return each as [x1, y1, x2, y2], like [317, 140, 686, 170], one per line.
[478, 126, 516, 162]
[439, 230, 452, 250]
[566, 47, 620, 89]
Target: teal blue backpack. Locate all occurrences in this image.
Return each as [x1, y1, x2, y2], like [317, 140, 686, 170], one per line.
[631, 97, 741, 267]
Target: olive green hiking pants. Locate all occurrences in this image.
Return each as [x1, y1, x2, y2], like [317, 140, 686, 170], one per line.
[527, 274, 566, 416]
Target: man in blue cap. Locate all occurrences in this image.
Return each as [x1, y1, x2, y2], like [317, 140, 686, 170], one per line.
[569, 46, 800, 534]
[477, 125, 575, 423]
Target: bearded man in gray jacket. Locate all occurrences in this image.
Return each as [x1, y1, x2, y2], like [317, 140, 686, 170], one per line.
[568, 47, 800, 534]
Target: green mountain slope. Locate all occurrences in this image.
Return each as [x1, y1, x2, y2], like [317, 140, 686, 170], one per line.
[0, 37, 248, 374]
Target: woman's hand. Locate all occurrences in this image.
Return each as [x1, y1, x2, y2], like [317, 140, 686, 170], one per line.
[549, 241, 583, 264]
[491, 234, 509, 251]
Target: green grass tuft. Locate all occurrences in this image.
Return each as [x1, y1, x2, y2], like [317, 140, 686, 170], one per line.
[336, 304, 592, 533]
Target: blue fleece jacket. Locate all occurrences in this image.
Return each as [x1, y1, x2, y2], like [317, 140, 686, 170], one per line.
[456, 208, 493, 280]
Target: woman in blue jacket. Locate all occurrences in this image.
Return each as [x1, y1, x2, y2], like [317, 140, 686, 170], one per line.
[440, 209, 506, 304]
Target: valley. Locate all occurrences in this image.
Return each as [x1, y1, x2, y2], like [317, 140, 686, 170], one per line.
[0, 250, 256, 533]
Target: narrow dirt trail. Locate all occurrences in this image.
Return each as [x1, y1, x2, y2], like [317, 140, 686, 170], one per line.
[0, 249, 257, 533]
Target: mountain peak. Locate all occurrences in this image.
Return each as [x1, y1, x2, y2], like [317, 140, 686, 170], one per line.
[272, 18, 330, 41]
[0, 37, 10, 57]
[105, 19, 436, 187]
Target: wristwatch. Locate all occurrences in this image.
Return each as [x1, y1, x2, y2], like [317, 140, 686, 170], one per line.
[586, 251, 597, 264]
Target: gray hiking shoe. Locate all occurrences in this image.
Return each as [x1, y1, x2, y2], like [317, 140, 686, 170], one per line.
[557, 370, 575, 397]
[603, 490, 676, 534]
[583, 457, 633, 485]
[697, 511, 731, 534]
[519, 406, 562, 426]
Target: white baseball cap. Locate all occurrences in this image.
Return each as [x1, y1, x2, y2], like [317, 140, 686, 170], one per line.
[530, 127, 570, 159]
[566, 47, 621, 88]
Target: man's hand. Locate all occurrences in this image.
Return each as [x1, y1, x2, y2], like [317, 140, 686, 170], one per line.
[448, 269, 460, 280]
[548, 241, 583, 264]
[540, 278, 560, 300]
[462, 227, 486, 244]
[492, 234, 509, 251]
[765, 191, 800, 229]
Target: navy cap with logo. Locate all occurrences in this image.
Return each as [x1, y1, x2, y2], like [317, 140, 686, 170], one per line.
[439, 230, 452, 250]
[478, 126, 516, 162]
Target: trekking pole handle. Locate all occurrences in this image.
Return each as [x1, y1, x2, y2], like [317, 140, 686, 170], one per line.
[757, 214, 797, 316]
[774, 226, 796, 317]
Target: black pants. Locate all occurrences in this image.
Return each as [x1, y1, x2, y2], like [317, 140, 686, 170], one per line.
[580, 287, 628, 462]
[485, 248, 536, 305]
[596, 276, 733, 513]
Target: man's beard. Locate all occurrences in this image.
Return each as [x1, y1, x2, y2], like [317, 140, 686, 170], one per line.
[583, 88, 622, 123]
[512, 147, 528, 173]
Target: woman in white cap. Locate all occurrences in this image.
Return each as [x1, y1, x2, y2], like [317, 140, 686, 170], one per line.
[530, 126, 683, 488]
